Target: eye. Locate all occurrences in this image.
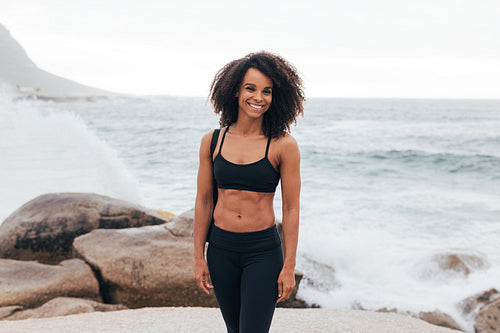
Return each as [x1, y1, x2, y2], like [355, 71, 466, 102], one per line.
[246, 87, 255, 92]
[263, 90, 272, 95]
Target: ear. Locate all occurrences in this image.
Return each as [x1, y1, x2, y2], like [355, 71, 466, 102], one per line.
[235, 91, 239, 98]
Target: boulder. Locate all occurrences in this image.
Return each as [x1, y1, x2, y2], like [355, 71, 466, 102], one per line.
[163, 208, 194, 237]
[376, 308, 399, 313]
[4, 297, 127, 321]
[0, 193, 171, 264]
[418, 311, 462, 331]
[430, 251, 488, 277]
[459, 289, 500, 319]
[277, 270, 307, 308]
[73, 225, 218, 308]
[0, 306, 22, 320]
[475, 297, 500, 333]
[0, 259, 100, 308]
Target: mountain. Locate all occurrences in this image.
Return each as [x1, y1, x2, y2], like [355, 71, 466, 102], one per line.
[0, 23, 111, 98]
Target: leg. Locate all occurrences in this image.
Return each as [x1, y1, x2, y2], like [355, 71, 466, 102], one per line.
[207, 244, 242, 333]
[239, 245, 284, 333]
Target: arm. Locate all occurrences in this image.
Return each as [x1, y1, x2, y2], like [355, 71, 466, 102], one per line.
[193, 131, 215, 294]
[276, 134, 301, 303]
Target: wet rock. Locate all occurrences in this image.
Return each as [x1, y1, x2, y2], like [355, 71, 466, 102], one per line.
[459, 288, 500, 319]
[277, 271, 307, 308]
[0, 259, 100, 308]
[430, 251, 488, 277]
[0, 193, 171, 264]
[459, 289, 500, 333]
[474, 297, 500, 333]
[73, 225, 218, 308]
[418, 311, 462, 331]
[4, 297, 127, 321]
[298, 253, 340, 293]
[275, 222, 311, 308]
[376, 308, 399, 313]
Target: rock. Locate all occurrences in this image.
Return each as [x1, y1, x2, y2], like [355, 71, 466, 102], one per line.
[459, 289, 500, 333]
[459, 289, 500, 319]
[0, 259, 100, 308]
[163, 208, 194, 237]
[0, 306, 22, 320]
[0, 193, 171, 264]
[418, 311, 462, 331]
[376, 308, 399, 313]
[157, 210, 176, 220]
[298, 253, 340, 293]
[475, 297, 500, 333]
[4, 297, 127, 321]
[275, 222, 310, 308]
[430, 251, 488, 277]
[277, 270, 307, 308]
[73, 225, 218, 308]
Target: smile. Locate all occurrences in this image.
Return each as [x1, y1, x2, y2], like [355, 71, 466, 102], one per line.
[248, 103, 264, 110]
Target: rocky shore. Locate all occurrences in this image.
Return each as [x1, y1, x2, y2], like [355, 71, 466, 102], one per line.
[1, 193, 499, 332]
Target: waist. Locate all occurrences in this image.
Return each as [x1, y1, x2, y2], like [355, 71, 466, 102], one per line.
[209, 224, 281, 252]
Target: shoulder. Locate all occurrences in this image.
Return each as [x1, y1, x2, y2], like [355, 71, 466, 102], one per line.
[200, 130, 214, 146]
[201, 128, 222, 144]
[272, 133, 299, 167]
[199, 129, 221, 155]
[275, 133, 299, 152]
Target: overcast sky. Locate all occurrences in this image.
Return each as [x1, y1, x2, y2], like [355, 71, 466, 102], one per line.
[1, 0, 499, 98]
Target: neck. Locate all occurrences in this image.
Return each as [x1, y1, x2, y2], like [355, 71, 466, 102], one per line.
[231, 115, 264, 137]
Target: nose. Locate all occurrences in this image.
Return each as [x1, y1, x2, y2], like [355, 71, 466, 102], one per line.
[254, 91, 263, 102]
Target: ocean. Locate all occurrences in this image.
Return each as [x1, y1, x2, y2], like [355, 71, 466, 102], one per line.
[1, 93, 499, 331]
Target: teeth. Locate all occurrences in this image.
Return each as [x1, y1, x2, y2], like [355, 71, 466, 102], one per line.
[249, 103, 263, 109]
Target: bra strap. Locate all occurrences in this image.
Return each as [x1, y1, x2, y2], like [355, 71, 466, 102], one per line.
[265, 135, 272, 157]
[218, 124, 230, 154]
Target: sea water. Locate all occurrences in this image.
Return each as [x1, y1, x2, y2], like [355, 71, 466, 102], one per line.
[1, 93, 499, 331]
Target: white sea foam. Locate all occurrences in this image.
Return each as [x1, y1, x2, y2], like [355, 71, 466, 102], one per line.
[0, 96, 141, 222]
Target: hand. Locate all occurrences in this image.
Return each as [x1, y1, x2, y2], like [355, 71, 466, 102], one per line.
[277, 267, 295, 303]
[193, 258, 213, 294]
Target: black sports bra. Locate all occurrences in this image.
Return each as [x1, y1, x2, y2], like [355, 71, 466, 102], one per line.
[213, 125, 280, 193]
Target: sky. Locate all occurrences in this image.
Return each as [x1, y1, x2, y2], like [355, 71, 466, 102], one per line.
[1, 0, 499, 98]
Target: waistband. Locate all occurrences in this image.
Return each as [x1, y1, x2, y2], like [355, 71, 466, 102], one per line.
[209, 224, 281, 253]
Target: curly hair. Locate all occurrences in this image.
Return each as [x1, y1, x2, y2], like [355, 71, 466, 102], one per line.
[209, 51, 305, 138]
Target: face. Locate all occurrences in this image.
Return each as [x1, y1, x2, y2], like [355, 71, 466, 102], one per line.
[235, 67, 273, 119]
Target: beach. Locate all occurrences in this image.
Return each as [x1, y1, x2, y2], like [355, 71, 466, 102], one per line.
[1, 97, 499, 332]
[0, 307, 463, 333]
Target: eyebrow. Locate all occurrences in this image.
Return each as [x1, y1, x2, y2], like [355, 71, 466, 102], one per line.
[243, 83, 273, 89]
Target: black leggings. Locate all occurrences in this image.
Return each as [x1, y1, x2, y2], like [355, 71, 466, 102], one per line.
[207, 224, 284, 333]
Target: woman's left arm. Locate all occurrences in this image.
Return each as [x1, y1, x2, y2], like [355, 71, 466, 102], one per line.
[277, 134, 301, 303]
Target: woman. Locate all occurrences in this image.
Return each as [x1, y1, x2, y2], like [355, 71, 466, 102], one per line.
[193, 51, 304, 333]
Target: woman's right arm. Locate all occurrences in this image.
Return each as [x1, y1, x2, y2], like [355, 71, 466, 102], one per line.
[193, 131, 215, 294]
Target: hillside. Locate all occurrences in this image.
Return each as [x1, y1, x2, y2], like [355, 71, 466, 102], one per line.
[0, 23, 111, 98]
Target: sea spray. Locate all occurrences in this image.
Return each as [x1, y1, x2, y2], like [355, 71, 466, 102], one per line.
[0, 96, 141, 222]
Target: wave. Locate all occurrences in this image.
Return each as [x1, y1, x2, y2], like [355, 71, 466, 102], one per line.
[367, 149, 500, 176]
[0, 96, 142, 223]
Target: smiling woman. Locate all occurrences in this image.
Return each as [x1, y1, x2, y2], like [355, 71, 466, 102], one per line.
[193, 51, 305, 333]
[236, 68, 273, 119]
